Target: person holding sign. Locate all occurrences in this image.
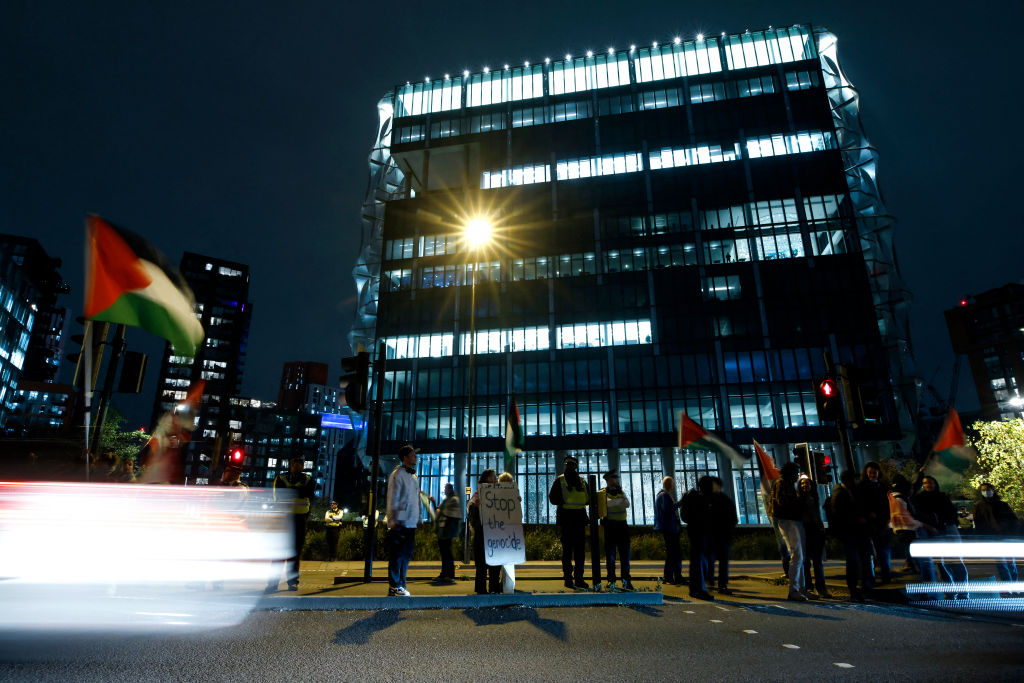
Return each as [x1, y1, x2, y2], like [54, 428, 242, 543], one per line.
[497, 472, 524, 593]
[598, 471, 633, 591]
[548, 455, 590, 590]
[468, 469, 501, 594]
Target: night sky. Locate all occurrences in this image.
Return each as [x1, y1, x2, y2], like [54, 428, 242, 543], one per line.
[3, 1, 1021, 429]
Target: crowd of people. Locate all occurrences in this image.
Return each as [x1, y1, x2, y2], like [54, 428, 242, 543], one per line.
[315, 445, 1021, 600]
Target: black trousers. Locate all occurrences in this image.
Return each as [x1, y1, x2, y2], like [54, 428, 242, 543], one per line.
[603, 520, 631, 582]
[662, 531, 683, 582]
[802, 526, 827, 591]
[709, 537, 731, 589]
[325, 525, 341, 562]
[438, 536, 455, 579]
[287, 514, 307, 583]
[473, 529, 500, 593]
[688, 532, 711, 595]
[561, 521, 587, 582]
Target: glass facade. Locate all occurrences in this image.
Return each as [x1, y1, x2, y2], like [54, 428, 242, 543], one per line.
[352, 24, 908, 525]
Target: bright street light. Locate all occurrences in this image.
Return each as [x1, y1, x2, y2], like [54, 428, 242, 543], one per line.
[464, 217, 492, 249]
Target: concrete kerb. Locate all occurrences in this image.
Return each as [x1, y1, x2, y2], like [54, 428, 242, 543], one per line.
[257, 590, 663, 611]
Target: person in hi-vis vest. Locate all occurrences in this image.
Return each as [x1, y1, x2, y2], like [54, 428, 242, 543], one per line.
[598, 471, 633, 590]
[548, 455, 590, 590]
[268, 455, 315, 592]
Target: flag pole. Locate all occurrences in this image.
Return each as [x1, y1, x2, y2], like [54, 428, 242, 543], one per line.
[83, 320, 92, 481]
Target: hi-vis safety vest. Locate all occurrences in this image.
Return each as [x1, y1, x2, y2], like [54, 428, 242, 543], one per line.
[559, 475, 588, 510]
[275, 473, 311, 514]
[325, 510, 343, 527]
[602, 490, 628, 522]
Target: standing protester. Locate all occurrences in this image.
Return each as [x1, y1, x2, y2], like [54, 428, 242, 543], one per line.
[599, 471, 633, 591]
[548, 456, 590, 590]
[913, 475, 969, 589]
[385, 445, 423, 597]
[268, 455, 315, 592]
[828, 469, 867, 602]
[654, 476, 684, 586]
[324, 501, 344, 563]
[497, 472, 523, 593]
[771, 462, 807, 601]
[973, 483, 1020, 583]
[888, 475, 925, 574]
[708, 476, 737, 595]
[469, 469, 501, 594]
[680, 475, 716, 601]
[855, 461, 892, 587]
[798, 475, 830, 598]
[432, 483, 461, 585]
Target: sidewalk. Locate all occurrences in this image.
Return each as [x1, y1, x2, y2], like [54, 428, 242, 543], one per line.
[258, 559, 919, 611]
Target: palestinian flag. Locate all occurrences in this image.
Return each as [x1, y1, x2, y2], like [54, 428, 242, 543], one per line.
[504, 398, 524, 473]
[753, 440, 781, 513]
[85, 215, 204, 355]
[925, 408, 977, 489]
[677, 412, 748, 469]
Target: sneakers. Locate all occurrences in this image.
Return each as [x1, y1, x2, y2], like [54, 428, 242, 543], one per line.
[564, 580, 575, 590]
[622, 580, 635, 591]
[717, 587, 733, 595]
[607, 580, 618, 591]
[388, 586, 411, 597]
[287, 582, 299, 592]
[574, 580, 591, 590]
[787, 590, 808, 602]
[689, 591, 716, 601]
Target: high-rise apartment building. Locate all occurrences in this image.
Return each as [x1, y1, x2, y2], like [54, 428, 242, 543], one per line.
[278, 361, 329, 411]
[151, 252, 252, 479]
[350, 24, 914, 525]
[946, 283, 1024, 421]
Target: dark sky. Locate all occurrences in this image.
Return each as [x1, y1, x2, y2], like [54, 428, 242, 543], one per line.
[3, 1, 1021, 429]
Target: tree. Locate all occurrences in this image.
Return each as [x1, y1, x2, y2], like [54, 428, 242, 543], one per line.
[968, 419, 1024, 515]
[98, 407, 149, 475]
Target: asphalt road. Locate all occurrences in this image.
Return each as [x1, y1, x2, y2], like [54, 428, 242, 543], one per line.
[1, 600, 1022, 682]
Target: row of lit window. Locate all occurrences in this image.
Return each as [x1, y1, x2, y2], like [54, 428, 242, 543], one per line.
[393, 26, 813, 118]
[382, 319, 653, 360]
[479, 131, 834, 189]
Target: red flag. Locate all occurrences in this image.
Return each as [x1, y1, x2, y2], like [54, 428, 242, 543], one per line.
[753, 440, 780, 513]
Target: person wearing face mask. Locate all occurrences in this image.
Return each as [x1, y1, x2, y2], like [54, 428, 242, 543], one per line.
[548, 456, 590, 590]
[973, 482, 1020, 583]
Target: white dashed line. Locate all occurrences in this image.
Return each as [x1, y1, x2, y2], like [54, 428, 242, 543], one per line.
[834, 663, 854, 669]
[782, 644, 800, 649]
[684, 610, 695, 614]
[743, 629, 758, 634]
[710, 619, 723, 623]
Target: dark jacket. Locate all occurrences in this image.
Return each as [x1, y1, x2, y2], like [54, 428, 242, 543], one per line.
[827, 482, 861, 539]
[973, 495, 1018, 534]
[679, 489, 715, 537]
[798, 486, 824, 531]
[912, 488, 959, 530]
[769, 477, 801, 521]
[854, 469, 889, 534]
[711, 492, 738, 540]
[654, 490, 681, 533]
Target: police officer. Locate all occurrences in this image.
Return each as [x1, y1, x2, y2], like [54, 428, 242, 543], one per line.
[548, 455, 590, 590]
[269, 455, 315, 591]
[599, 471, 633, 591]
[324, 500, 344, 562]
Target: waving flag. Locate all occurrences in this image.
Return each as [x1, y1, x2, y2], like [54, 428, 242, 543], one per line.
[677, 412, 747, 468]
[504, 398, 524, 473]
[85, 215, 204, 355]
[926, 408, 977, 489]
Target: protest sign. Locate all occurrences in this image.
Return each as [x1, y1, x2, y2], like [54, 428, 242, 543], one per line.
[480, 482, 526, 567]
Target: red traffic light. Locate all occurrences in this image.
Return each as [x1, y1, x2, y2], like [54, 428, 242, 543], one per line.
[819, 379, 836, 398]
[822, 455, 831, 466]
[230, 449, 244, 463]
[959, 299, 968, 306]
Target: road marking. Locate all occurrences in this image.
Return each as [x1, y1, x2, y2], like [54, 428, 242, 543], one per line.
[834, 663, 854, 669]
[782, 644, 800, 649]
[743, 629, 758, 634]
[684, 610, 695, 614]
[715, 605, 729, 611]
[710, 619, 723, 623]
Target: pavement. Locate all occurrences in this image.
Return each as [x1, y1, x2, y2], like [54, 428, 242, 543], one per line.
[259, 559, 914, 610]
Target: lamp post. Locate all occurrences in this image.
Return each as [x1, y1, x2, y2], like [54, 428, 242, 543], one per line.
[463, 216, 491, 563]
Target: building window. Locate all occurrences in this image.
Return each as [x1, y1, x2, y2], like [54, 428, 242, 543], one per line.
[745, 130, 835, 159]
[722, 26, 815, 71]
[701, 275, 741, 301]
[618, 448, 663, 525]
[556, 320, 653, 349]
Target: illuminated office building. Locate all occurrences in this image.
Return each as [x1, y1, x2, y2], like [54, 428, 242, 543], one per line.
[350, 25, 914, 524]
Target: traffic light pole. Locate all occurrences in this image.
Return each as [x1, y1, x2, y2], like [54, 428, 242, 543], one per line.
[363, 341, 386, 581]
[822, 350, 856, 474]
[89, 324, 126, 461]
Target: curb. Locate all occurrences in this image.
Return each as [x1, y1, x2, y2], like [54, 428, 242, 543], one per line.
[257, 591, 663, 611]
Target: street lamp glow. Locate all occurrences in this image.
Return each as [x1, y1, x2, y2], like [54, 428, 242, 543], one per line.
[465, 218, 492, 248]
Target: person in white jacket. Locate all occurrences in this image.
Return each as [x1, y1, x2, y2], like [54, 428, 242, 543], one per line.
[386, 445, 423, 596]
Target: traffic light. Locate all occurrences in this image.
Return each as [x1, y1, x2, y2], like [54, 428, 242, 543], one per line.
[339, 351, 370, 412]
[116, 351, 148, 393]
[812, 450, 831, 484]
[814, 377, 842, 422]
[228, 447, 245, 466]
[792, 443, 811, 476]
